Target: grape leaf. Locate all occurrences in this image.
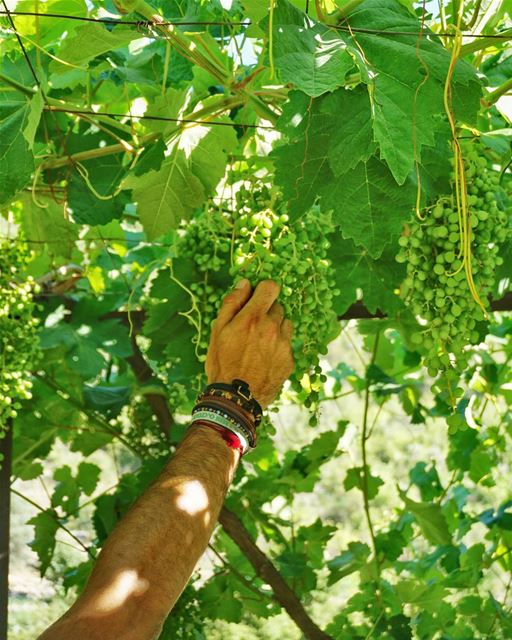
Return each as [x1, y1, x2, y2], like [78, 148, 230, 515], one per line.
[270, 0, 356, 97]
[328, 234, 405, 314]
[50, 23, 141, 72]
[28, 511, 59, 577]
[63, 129, 130, 225]
[124, 153, 204, 240]
[327, 542, 371, 585]
[77, 462, 101, 495]
[399, 488, 452, 545]
[344, 466, 384, 499]
[19, 193, 78, 258]
[124, 122, 236, 239]
[12, 0, 88, 46]
[272, 91, 332, 217]
[142, 88, 188, 136]
[22, 89, 44, 151]
[133, 138, 166, 177]
[320, 155, 415, 258]
[0, 91, 34, 204]
[273, 91, 415, 256]
[323, 86, 377, 176]
[67, 156, 130, 226]
[345, 0, 482, 183]
[52, 462, 100, 515]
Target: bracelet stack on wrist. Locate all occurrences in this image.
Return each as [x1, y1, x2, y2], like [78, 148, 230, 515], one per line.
[190, 379, 261, 456]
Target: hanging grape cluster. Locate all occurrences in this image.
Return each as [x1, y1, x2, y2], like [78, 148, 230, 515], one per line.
[0, 238, 41, 434]
[174, 185, 341, 417]
[396, 142, 510, 376]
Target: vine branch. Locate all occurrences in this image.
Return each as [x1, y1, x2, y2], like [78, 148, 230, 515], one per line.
[218, 507, 333, 640]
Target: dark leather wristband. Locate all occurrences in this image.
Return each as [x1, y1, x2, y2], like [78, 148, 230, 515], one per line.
[201, 379, 263, 427]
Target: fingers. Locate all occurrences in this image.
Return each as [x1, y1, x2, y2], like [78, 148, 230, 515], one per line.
[268, 301, 285, 324]
[281, 318, 293, 341]
[240, 280, 281, 318]
[213, 279, 252, 333]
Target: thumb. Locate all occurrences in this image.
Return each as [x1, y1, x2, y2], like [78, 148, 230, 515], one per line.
[214, 279, 252, 332]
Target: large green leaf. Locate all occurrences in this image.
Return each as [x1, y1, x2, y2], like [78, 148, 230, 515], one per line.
[124, 151, 204, 240]
[320, 155, 415, 258]
[0, 91, 34, 204]
[67, 156, 130, 226]
[328, 234, 405, 314]
[345, 0, 482, 183]
[273, 91, 333, 217]
[271, 0, 356, 96]
[12, 0, 88, 46]
[273, 90, 416, 256]
[49, 23, 142, 72]
[19, 193, 78, 258]
[323, 87, 377, 175]
[123, 122, 236, 239]
[272, 0, 481, 186]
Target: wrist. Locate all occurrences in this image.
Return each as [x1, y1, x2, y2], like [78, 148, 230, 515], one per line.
[185, 422, 242, 467]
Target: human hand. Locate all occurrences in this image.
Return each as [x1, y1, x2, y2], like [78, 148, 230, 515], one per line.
[205, 279, 295, 409]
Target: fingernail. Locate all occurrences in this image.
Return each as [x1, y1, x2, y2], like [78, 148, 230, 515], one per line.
[235, 278, 249, 289]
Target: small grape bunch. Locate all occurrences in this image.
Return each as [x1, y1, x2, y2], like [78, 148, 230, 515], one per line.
[229, 206, 341, 415]
[0, 238, 41, 433]
[396, 143, 509, 377]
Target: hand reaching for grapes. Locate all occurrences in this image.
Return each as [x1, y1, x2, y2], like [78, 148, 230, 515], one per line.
[205, 279, 295, 409]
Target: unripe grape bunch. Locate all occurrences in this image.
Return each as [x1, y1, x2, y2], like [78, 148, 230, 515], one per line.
[0, 238, 41, 434]
[396, 142, 510, 376]
[174, 187, 340, 410]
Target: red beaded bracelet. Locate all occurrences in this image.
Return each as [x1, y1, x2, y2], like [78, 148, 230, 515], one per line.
[191, 420, 244, 455]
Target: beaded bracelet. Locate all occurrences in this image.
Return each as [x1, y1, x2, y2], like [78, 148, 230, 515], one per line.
[193, 398, 257, 447]
[192, 406, 255, 450]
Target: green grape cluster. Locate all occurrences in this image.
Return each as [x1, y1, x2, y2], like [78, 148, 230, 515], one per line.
[396, 143, 509, 376]
[174, 187, 341, 415]
[0, 238, 41, 433]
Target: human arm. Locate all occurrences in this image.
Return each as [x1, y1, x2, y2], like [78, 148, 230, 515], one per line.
[38, 279, 294, 640]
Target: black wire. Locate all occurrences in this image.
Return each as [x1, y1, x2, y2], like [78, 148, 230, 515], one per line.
[1, 10, 511, 39]
[44, 106, 275, 129]
[0, 11, 249, 27]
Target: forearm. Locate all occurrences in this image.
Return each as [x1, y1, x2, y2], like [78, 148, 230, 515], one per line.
[39, 425, 239, 640]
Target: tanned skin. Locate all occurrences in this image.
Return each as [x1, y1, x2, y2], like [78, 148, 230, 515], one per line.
[38, 279, 294, 640]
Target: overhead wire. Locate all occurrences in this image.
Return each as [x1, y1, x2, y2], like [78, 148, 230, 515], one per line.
[43, 106, 275, 129]
[1, 10, 511, 39]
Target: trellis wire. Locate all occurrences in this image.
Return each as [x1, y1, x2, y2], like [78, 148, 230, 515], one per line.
[44, 106, 275, 129]
[1, 10, 511, 39]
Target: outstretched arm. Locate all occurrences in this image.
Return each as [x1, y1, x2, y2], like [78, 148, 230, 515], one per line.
[39, 278, 294, 640]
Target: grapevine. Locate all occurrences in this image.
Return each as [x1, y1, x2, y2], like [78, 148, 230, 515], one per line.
[0, 237, 41, 438]
[397, 141, 510, 378]
[172, 184, 341, 421]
